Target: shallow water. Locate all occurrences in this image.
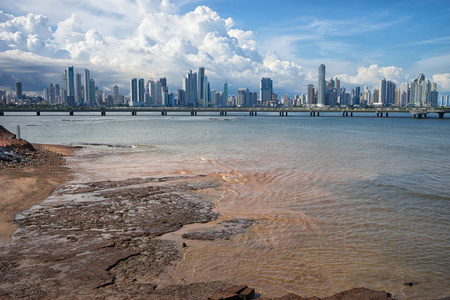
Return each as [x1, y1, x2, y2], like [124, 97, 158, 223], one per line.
[2, 112, 449, 298]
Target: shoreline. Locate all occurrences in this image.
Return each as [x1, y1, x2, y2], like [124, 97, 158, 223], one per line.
[0, 141, 398, 299]
[0, 143, 76, 245]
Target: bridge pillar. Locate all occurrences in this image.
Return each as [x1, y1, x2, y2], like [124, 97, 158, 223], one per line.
[0, 111, 4, 116]
[131, 111, 137, 116]
[377, 112, 379, 117]
[317, 112, 320, 117]
[351, 112, 353, 117]
[438, 112, 445, 119]
[386, 112, 389, 118]
[418, 114, 422, 119]
[70, 111, 74, 116]
[285, 112, 288, 117]
[161, 110, 167, 116]
[36, 111, 40, 116]
[380, 112, 383, 117]
[101, 111, 106, 116]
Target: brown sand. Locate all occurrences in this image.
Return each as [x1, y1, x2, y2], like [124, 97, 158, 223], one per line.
[0, 144, 75, 245]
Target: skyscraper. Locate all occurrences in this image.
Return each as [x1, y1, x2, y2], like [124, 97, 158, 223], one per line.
[63, 66, 75, 106]
[260, 78, 273, 104]
[197, 67, 209, 107]
[113, 85, 120, 105]
[83, 69, 91, 107]
[223, 81, 228, 106]
[317, 64, 326, 107]
[183, 70, 197, 107]
[138, 78, 145, 103]
[89, 79, 96, 106]
[130, 78, 138, 103]
[379, 78, 386, 104]
[74, 72, 82, 105]
[410, 74, 425, 106]
[15, 81, 22, 99]
[307, 84, 315, 105]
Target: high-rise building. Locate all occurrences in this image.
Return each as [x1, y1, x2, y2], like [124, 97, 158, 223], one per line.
[15, 81, 23, 99]
[379, 78, 386, 104]
[223, 81, 228, 106]
[74, 72, 82, 105]
[183, 70, 197, 107]
[260, 78, 273, 104]
[138, 78, 145, 103]
[89, 79, 96, 106]
[400, 82, 409, 107]
[410, 74, 425, 106]
[197, 67, 209, 107]
[317, 64, 326, 107]
[130, 78, 138, 103]
[307, 84, 315, 105]
[63, 66, 75, 106]
[83, 69, 91, 106]
[113, 85, 119, 105]
[237, 88, 249, 106]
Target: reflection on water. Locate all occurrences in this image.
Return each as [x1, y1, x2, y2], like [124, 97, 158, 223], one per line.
[2, 114, 449, 299]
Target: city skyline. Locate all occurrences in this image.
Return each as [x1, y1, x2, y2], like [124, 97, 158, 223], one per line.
[0, 0, 449, 96]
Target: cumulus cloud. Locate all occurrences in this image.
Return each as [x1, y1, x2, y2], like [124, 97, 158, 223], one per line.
[0, 10, 54, 55]
[1, 2, 308, 94]
[336, 64, 409, 90]
[432, 73, 450, 93]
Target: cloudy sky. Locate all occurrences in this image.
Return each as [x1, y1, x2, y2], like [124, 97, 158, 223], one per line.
[1, 0, 449, 96]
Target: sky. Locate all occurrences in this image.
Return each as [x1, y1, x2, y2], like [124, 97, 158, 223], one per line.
[1, 0, 450, 96]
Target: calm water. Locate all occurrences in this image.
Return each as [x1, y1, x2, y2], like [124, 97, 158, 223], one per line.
[2, 112, 450, 299]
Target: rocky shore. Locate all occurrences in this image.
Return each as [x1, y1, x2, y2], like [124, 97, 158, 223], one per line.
[0, 125, 400, 299]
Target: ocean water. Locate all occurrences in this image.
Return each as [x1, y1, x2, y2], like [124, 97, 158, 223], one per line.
[1, 112, 449, 299]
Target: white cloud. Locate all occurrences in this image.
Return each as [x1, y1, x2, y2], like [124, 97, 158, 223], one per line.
[432, 73, 450, 93]
[0, 3, 308, 94]
[336, 64, 409, 90]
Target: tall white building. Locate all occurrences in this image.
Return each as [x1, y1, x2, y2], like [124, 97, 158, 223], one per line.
[317, 64, 326, 107]
[183, 70, 197, 107]
[83, 69, 91, 107]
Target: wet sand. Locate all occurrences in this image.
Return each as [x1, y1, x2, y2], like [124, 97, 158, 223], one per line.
[0, 144, 75, 245]
[0, 142, 396, 299]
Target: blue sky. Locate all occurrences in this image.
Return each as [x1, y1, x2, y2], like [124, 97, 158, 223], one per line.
[1, 0, 449, 96]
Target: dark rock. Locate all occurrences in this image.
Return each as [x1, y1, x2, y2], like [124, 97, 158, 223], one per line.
[182, 242, 187, 248]
[404, 282, 414, 286]
[239, 287, 255, 299]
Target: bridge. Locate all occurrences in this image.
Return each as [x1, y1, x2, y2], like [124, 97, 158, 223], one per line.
[0, 107, 449, 118]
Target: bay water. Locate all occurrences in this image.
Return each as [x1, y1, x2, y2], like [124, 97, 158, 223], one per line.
[2, 112, 449, 299]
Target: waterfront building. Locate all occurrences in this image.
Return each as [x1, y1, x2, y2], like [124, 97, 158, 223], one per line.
[130, 78, 138, 103]
[148, 80, 156, 105]
[183, 70, 197, 107]
[138, 78, 145, 103]
[237, 88, 249, 106]
[379, 78, 386, 104]
[197, 67, 209, 107]
[89, 79, 96, 106]
[113, 85, 119, 105]
[260, 78, 273, 105]
[74, 72, 82, 105]
[410, 74, 425, 106]
[62, 66, 75, 106]
[223, 81, 228, 106]
[83, 69, 91, 107]
[317, 64, 326, 107]
[400, 82, 409, 107]
[307, 84, 315, 105]
[15, 81, 22, 99]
